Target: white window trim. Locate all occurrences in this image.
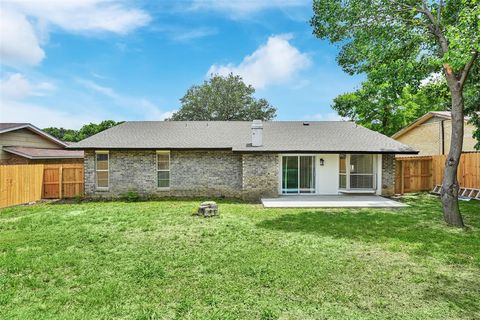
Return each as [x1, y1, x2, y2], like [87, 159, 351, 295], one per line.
[339, 154, 377, 191]
[95, 150, 109, 191]
[156, 150, 170, 190]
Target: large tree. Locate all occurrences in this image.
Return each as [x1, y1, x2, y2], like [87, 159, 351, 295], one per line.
[334, 65, 479, 143]
[169, 74, 276, 121]
[311, 0, 479, 227]
[333, 79, 449, 136]
[44, 120, 122, 142]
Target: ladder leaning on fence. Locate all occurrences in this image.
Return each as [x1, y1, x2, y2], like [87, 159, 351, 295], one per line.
[432, 185, 480, 200]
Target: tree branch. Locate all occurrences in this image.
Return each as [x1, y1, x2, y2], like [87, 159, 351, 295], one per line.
[459, 51, 479, 87]
[418, 5, 449, 54]
[437, 0, 443, 24]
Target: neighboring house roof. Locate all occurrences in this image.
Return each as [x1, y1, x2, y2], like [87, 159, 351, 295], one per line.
[0, 123, 67, 147]
[2, 146, 84, 159]
[392, 111, 470, 139]
[70, 121, 417, 154]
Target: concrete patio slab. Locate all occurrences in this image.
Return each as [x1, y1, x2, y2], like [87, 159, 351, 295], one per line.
[261, 195, 408, 208]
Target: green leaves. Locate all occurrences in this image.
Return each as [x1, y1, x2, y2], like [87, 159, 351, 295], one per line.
[44, 120, 123, 142]
[169, 74, 276, 121]
[332, 78, 448, 136]
[311, 0, 479, 77]
[442, 0, 480, 71]
[312, 0, 479, 143]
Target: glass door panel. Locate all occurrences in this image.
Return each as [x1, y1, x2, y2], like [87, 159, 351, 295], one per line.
[339, 154, 347, 189]
[282, 156, 315, 194]
[299, 156, 315, 193]
[282, 156, 299, 193]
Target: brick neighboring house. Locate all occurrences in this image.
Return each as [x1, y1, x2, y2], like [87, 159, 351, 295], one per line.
[70, 121, 417, 201]
[0, 123, 83, 165]
[392, 111, 478, 156]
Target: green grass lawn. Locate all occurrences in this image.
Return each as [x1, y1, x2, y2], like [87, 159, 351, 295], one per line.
[0, 194, 479, 319]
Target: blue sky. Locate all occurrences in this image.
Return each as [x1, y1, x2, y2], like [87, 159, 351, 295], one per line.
[0, 0, 363, 129]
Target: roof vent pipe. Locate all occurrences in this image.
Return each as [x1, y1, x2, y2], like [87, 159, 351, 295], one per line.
[251, 120, 263, 147]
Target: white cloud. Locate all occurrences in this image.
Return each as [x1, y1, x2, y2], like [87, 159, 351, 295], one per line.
[190, 0, 309, 15]
[76, 79, 119, 99]
[207, 34, 311, 89]
[0, 0, 151, 67]
[77, 78, 174, 120]
[308, 112, 346, 121]
[10, 0, 151, 34]
[0, 100, 99, 129]
[0, 73, 55, 100]
[171, 27, 218, 42]
[0, 73, 81, 128]
[0, 9, 45, 67]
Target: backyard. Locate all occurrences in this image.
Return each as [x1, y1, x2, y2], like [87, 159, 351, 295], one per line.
[0, 194, 479, 319]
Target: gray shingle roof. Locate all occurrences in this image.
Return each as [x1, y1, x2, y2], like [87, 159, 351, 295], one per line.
[69, 121, 417, 154]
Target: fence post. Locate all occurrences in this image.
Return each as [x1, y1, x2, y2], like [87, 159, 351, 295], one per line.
[400, 161, 405, 194]
[58, 166, 63, 199]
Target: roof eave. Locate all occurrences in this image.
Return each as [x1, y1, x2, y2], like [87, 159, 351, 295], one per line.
[391, 113, 436, 139]
[233, 149, 419, 154]
[2, 148, 83, 159]
[0, 124, 67, 147]
[392, 111, 458, 139]
[67, 146, 234, 151]
[67, 146, 418, 154]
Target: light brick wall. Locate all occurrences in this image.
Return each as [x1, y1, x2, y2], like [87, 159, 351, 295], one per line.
[84, 150, 395, 200]
[85, 150, 245, 198]
[170, 150, 242, 197]
[241, 153, 279, 201]
[381, 154, 395, 196]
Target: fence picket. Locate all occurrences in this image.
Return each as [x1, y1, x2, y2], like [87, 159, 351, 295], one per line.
[1, 163, 84, 208]
[395, 152, 480, 194]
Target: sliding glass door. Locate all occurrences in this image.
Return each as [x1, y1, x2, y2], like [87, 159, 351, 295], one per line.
[282, 156, 315, 194]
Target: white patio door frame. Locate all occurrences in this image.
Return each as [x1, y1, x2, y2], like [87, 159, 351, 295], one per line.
[279, 154, 316, 194]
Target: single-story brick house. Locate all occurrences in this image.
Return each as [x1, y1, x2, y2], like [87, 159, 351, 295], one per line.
[70, 120, 417, 200]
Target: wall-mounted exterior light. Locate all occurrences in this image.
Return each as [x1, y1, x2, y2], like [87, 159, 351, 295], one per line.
[320, 158, 325, 166]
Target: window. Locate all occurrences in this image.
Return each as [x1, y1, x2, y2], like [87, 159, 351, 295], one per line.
[157, 151, 170, 188]
[339, 154, 375, 190]
[350, 154, 374, 189]
[95, 151, 109, 189]
[339, 154, 347, 189]
[281, 155, 315, 194]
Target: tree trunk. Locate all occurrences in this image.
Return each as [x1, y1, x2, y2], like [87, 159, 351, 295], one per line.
[440, 87, 465, 227]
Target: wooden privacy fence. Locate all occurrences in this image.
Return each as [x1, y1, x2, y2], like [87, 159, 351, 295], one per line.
[43, 164, 84, 199]
[0, 164, 44, 208]
[0, 163, 84, 208]
[395, 152, 480, 194]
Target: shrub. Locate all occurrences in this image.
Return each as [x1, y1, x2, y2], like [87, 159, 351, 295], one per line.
[73, 194, 83, 203]
[121, 190, 140, 202]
